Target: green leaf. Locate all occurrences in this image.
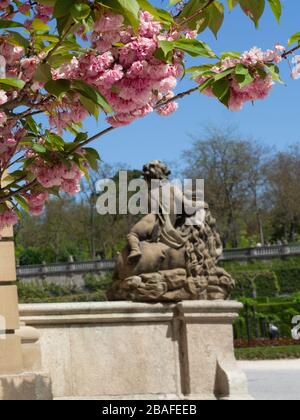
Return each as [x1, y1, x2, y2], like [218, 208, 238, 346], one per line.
[221, 51, 241, 60]
[32, 143, 47, 154]
[234, 64, 255, 88]
[212, 78, 230, 106]
[0, 78, 25, 90]
[84, 147, 101, 171]
[157, 40, 174, 60]
[177, 0, 210, 32]
[38, 0, 56, 5]
[71, 3, 91, 20]
[71, 80, 112, 113]
[288, 32, 300, 46]
[6, 31, 29, 49]
[227, 0, 239, 10]
[268, 0, 282, 22]
[0, 20, 24, 29]
[137, 0, 173, 24]
[34, 63, 52, 83]
[208, 0, 224, 37]
[26, 116, 39, 135]
[235, 71, 254, 88]
[239, 0, 265, 27]
[173, 39, 217, 58]
[116, 0, 140, 17]
[44, 79, 71, 97]
[54, 0, 76, 18]
[265, 63, 283, 83]
[79, 95, 100, 119]
[32, 18, 51, 32]
[15, 195, 29, 213]
[116, 0, 140, 30]
[45, 130, 65, 150]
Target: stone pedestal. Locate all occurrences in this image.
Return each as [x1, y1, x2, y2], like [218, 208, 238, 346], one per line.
[19, 301, 251, 400]
[0, 226, 52, 400]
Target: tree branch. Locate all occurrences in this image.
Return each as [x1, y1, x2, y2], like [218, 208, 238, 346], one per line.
[71, 86, 201, 151]
[282, 44, 300, 59]
[175, 0, 216, 29]
[0, 179, 37, 204]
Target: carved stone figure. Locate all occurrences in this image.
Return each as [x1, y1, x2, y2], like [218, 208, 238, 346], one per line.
[108, 161, 235, 302]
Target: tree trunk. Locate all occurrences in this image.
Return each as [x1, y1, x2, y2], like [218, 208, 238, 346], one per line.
[257, 211, 264, 245]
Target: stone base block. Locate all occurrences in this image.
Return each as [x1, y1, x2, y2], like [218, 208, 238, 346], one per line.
[0, 335, 24, 374]
[0, 372, 52, 400]
[20, 301, 251, 400]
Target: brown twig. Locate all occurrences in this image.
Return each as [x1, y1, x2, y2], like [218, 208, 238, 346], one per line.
[175, 0, 216, 29]
[0, 179, 37, 204]
[282, 44, 300, 59]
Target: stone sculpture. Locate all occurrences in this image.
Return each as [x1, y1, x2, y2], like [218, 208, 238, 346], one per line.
[108, 161, 235, 302]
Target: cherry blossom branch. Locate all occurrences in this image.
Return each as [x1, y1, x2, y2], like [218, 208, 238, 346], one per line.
[0, 179, 38, 204]
[71, 85, 201, 151]
[282, 44, 300, 59]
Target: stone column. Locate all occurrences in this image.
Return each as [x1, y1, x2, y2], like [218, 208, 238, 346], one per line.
[0, 225, 52, 400]
[0, 226, 24, 374]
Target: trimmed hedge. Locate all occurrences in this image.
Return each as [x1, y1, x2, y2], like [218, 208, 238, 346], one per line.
[230, 267, 300, 299]
[276, 268, 300, 295]
[17, 273, 112, 303]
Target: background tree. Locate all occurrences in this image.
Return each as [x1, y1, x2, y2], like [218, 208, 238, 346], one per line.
[182, 127, 269, 248]
[264, 145, 300, 243]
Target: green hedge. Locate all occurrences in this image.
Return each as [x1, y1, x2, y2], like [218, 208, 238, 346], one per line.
[234, 296, 300, 339]
[230, 267, 300, 299]
[17, 273, 112, 304]
[276, 268, 300, 295]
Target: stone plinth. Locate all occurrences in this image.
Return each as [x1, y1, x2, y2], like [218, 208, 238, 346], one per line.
[0, 226, 52, 400]
[19, 301, 251, 400]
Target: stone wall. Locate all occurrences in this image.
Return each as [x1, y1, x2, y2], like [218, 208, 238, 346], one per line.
[19, 301, 251, 400]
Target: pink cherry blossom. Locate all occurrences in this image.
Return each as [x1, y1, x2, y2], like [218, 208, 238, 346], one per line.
[197, 47, 280, 111]
[157, 101, 179, 116]
[0, 42, 24, 65]
[0, 111, 7, 126]
[0, 89, 7, 105]
[93, 12, 124, 33]
[0, 208, 18, 232]
[25, 191, 49, 216]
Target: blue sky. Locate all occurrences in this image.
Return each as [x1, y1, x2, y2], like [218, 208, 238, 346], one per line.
[81, 1, 300, 170]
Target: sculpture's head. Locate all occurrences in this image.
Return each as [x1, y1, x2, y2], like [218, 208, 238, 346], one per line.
[143, 160, 171, 181]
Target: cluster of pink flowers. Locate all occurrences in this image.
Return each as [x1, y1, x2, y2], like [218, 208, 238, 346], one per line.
[0, 0, 11, 19]
[21, 2, 53, 29]
[0, 82, 8, 127]
[25, 191, 49, 216]
[197, 46, 284, 111]
[29, 160, 82, 195]
[53, 11, 183, 129]
[47, 96, 89, 134]
[0, 208, 18, 233]
[0, 121, 23, 166]
[0, 0, 10, 11]
[0, 43, 24, 67]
